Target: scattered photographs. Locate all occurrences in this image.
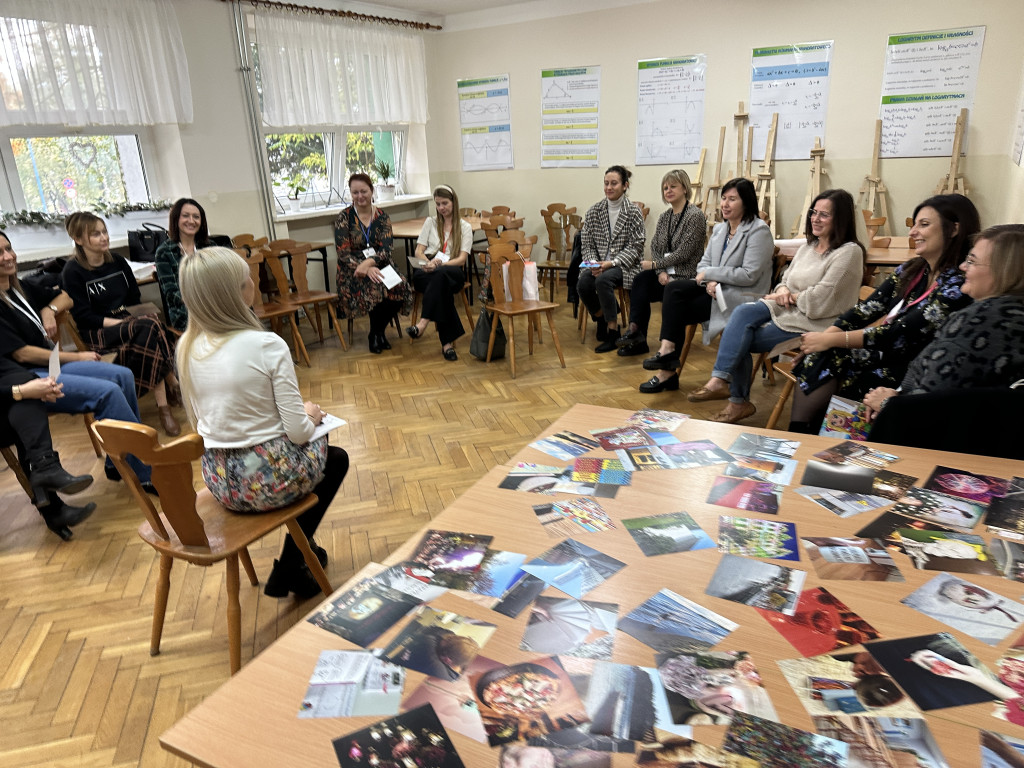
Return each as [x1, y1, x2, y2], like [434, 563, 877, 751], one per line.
[801, 537, 904, 582]
[801, 459, 875, 495]
[924, 465, 1009, 504]
[307, 577, 420, 647]
[727, 433, 799, 461]
[626, 408, 689, 432]
[718, 516, 799, 561]
[706, 476, 783, 515]
[618, 588, 738, 653]
[520, 539, 626, 599]
[409, 530, 493, 587]
[469, 656, 589, 747]
[813, 441, 900, 469]
[382, 607, 496, 680]
[571, 457, 632, 485]
[463, 550, 529, 596]
[367, 561, 448, 602]
[818, 395, 870, 440]
[994, 635, 1024, 726]
[533, 499, 615, 537]
[656, 650, 777, 725]
[722, 710, 849, 768]
[990, 538, 1024, 583]
[893, 529, 998, 575]
[704, 553, 806, 615]
[298, 650, 404, 719]
[520, 596, 618, 660]
[622, 511, 715, 556]
[333, 704, 464, 768]
[854, 510, 952, 547]
[453, 572, 548, 619]
[795, 486, 892, 517]
[900, 573, 1024, 646]
[589, 425, 654, 451]
[660, 439, 734, 469]
[812, 716, 949, 768]
[890, 487, 986, 533]
[615, 444, 677, 472]
[402, 655, 497, 743]
[776, 650, 919, 718]
[865, 632, 1004, 711]
[529, 430, 601, 461]
[758, 587, 881, 657]
[635, 735, 759, 767]
[872, 469, 919, 501]
[981, 729, 1024, 768]
[987, 485, 1024, 541]
[499, 463, 621, 499]
[499, 745, 610, 767]
[723, 455, 798, 485]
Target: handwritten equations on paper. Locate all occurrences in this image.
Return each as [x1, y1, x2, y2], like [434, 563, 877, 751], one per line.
[635, 55, 706, 166]
[749, 41, 833, 161]
[879, 27, 986, 158]
[541, 66, 601, 168]
[457, 74, 514, 171]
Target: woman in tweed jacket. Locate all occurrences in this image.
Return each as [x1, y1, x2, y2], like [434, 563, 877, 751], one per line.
[577, 165, 647, 353]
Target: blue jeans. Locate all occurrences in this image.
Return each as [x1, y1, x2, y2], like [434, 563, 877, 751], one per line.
[712, 301, 799, 403]
[35, 361, 152, 482]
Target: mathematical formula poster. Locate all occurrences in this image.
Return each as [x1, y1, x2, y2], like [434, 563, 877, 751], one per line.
[749, 41, 833, 161]
[457, 74, 514, 172]
[540, 66, 601, 168]
[635, 55, 706, 166]
[879, 26, 986, 158]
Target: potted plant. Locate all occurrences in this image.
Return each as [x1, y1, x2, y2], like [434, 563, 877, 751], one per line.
[373, 160, 396, 202]
[286, 172, 307, 212]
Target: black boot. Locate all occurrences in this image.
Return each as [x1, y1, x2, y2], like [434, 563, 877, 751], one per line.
[29, 451, 93, 507]
[263, 559, 321, 599]
[39, 499, 96, 541]
[595, 317, 608, 342]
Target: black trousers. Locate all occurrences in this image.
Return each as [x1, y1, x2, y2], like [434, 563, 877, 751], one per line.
[368, 299, 402, 335]
[1, 370, 51, 470]
[280, 446, 350, 567]
[628, 271, 667, 336]
[658, 279, 712, 345]
[412, 266, 466, 346]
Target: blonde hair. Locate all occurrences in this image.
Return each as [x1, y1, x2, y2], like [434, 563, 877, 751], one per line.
[65, 212, 113, 268]
[977, 224, 1024, 297]
[661, 169, 692, 203]
[175, 246, 264, 426]
[432, 185, 462, 257]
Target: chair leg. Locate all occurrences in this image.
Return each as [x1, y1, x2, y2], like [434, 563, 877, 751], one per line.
[151, 554, 173, 657]
[486, 313, 499, 362]
[239, 546, 259, 586]
[679, 324, 697, 367]
[766, 379, 796, 430]
[411, 293, 422, 327]
[347, 317, 354, 345]
[311, 304, 325, 343]
[288, 316, 311, 366]
[507, 317, 517, 378]
[83, 413, 103, 458]
[326, 304, 349, 351]
[461, 286, 474, 329]
[285, 519, 333, 597]
[527, 313, 535, 355]
[545, 310, 566, 368]
[578, 310, 587, 343]
[2, 444, 32, 497]
[225, 553, 242, 675]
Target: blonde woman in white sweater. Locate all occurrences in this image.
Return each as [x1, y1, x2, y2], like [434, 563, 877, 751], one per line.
[686, 189, 865, 423]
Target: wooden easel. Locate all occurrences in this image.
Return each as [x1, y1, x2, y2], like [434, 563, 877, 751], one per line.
[754, 112, 779, 236]
[690, 148, 707, 211]
[733, 102, 749, 179]
[790, 137, 828, 237]
[857, 119, 892, 235]
[935, 108, 970, 195]
[702, 126, 726, 229]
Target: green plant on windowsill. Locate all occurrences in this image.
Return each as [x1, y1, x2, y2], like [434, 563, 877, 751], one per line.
[286, 173, 308, 201]
[0, 200, 171, 230]
[372, 160, 394, 187]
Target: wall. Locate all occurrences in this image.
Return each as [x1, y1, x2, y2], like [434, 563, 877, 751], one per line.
[424, 0, 1024, 245]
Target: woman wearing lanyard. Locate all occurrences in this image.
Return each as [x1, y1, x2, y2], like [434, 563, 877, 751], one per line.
[789, 194, 980, 433]
[616, 169, 706, 357]
[405, 185, 473, 361]
[334, 173, 412, 354]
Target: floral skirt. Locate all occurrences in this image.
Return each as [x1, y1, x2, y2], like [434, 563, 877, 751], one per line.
[201, 435, 327, 513]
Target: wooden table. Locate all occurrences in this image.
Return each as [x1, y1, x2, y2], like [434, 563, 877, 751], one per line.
[161, 405, 1024, 767]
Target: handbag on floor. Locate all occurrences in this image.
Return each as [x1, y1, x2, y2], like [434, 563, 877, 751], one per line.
[470, 308, 506, 360]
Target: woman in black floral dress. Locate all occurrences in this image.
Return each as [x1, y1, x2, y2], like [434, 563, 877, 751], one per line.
[788, 194, 980, 433]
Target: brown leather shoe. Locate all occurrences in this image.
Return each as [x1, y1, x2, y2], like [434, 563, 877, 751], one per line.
[158, 405, 181, 436]
[710, 401, 757, 424]
[686, 385, 731, 402]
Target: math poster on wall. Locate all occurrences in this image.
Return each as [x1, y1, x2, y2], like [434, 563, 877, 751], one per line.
[1013, 64, 1024, 166]
[879, 26, 986, 158]
[457, 74, 514, 172]
[635, 55, 706, 166]
[749, 41, 833, 161]
[540, 66, 601, 168]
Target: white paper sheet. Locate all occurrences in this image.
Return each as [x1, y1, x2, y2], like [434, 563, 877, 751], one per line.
[49, 342, 60, 382]
[378, 265, 401, 289]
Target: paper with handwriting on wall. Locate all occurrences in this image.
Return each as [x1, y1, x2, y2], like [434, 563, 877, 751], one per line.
[311, 412, 347, 441]
[378, 265, 402, 289]
[49, 342, 60, 382]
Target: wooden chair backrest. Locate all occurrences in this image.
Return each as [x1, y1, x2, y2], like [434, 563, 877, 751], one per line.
[770, 246, 787, 287]
[633, 201, 650, 221]
[488, 241, 534, 303]
[540, 204, 578, 258]
[487, 230, 537, 249]
[481, 215, 524, 242]
[483, 206, 514, 218]
[459, 207, 478, 217]
[266, 239, 315, 294]
[90, 419, 209, 547]
[56, 309, 88, 353]
[232, 234, 269, 252]
[569, 213, 583, 232]
[237, 247, 268, 311]
[261, 243, 295, 300]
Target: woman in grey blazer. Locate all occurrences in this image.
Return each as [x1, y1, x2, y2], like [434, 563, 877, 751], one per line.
[639, 178, 774, 393]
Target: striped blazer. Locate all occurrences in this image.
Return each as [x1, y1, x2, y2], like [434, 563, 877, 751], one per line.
[579, 195, 647, 289]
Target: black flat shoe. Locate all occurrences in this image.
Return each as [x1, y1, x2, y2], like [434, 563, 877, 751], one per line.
[639, 373, 680, 393]
[442, 347, 458, 361]
[368, 333, 384, 354]
[595, 317, 608, 342]
[615, 328, 643, 347]
[642, 351, 681, 371]
[310, 540, 328, 568]
[264, 560, 322, 599]
[594, 336, 619, 353]
[617, 341, 649, 357]
[378, 333, 392, 350]
[406, 325, 421, 339]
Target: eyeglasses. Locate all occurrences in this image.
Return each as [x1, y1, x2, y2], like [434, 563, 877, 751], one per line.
[808, 209, 832, 220]
[962, 256, 990, 268]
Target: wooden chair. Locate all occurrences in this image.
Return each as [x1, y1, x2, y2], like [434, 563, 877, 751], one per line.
[237, 247, 311, 366]
[485, 241, 565, 378]
[481, 206, 514, 219]
[537, 204, 578, 303]
[633, 201, 651, 221]
[89, 419, 332, 675]
[577, 286, 630, 343]
[264, 239, 348, 352]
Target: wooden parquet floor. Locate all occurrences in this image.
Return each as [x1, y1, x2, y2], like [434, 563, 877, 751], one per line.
[0, 300, 793, 767]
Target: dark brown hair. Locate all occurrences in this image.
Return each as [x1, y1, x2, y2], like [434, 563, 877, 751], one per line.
[902, 194, 980, 296]
[168, 198, 210, 245]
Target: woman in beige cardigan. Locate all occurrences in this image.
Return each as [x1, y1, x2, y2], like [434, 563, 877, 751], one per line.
[684, 189, 865, 423]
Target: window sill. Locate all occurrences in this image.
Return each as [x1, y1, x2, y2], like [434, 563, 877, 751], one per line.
[273, 193, 431, 224]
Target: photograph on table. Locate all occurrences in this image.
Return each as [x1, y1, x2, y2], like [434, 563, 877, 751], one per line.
[618, 588, 738, 653]
[726, 433, 800, 461]
[706, 476, 783, 515]
[623, 511, 715, 557]
[659, 439, 734, 469]
[499, 463, 621, 499]
[402, 655, 498, 743]
[795, 486, 893, 518]
[455, 549, 529, 596]
[571, 457, 632, 486]
[818, 395, 870, 440]
[589, 425, 654, 451]
[529, 430, 601, 461]
[655, 649, 777, 726]
[812, 441, 900, 469]
[864, 632, 1007, 711]
[986, 492, 1024, 542]
[981, 729, 1024, 768]
[469, 656, 589, 747]
[636, 734, 759, 767]
[892, 528, 998, 575]
[800, 459, 915, 500]
[801, 537, 904, 582]
[757, 586, 881, 657]
[723, 455, 798, 485]
[854, 510, 953, 549]
[520, 539, 626, 599]
[989, 538, 1024, 583]
[722, 710, 849, 768]
[533, 500, 616, 538]
[776, 650, 919, 718]
[452, 573, 548, 619]
[520, 596, 618, 660]
[332, 703, 465, 768]
[901, 573, 1024, 645]
[382, 607, 496, 681]
[298, 650, 405, 719]
[717, 516, 799, 561]
[889, 487, 986, 534]
[499, 745, 610, 768]
[366, 561, 448, 602]
[626, 408, 689, 432]
[704, 554, 806, 615]
[924, 465, 1009, 504]
[408, 530, 494, 587]
[811, 716, 949, 768]
[614, 444, 677, 472]
[307, 577, 421, 647]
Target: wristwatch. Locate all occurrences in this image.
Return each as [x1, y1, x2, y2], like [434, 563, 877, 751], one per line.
[47, 304, 59, 313]
[11, 385, 22, 401]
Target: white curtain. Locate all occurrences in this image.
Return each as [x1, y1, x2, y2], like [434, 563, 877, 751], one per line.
[0, 0, 193, 127]
[254, 9, 428, 128]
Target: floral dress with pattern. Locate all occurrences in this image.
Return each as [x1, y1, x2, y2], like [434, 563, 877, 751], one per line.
[334, 206, 413, 319]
